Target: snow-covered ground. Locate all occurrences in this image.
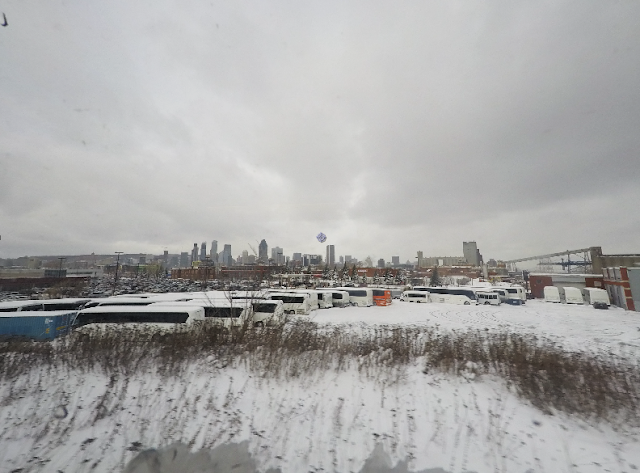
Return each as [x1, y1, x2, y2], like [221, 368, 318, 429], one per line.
[1, 301, 639, 473]
[313, 300, 640, 359]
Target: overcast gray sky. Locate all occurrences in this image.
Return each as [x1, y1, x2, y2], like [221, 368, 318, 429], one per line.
[1, 0, 639, 263]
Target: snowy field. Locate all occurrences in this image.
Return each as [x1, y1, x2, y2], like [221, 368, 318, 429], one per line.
[1, 301, 639, 473]
[313, 300, 640, 359]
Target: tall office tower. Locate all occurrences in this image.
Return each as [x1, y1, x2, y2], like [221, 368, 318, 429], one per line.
[326, 245, 335, 267]
[210, 240, 218, 261]
[463, 241, 481, 266]
[223, 244, 232, 266]
[241, 250, 249, 265]
[259, 239, 268, 262]
[271, 247, 284, 265]
[378, 258, 385, 268]
[292, 252, 302, 262]
[180, 252, 189, 268]
[392, 256, 400, 266]
[345, 255, 352, 264]
[200, 242, 207, 261]
[417, 251, 424, 268]
[339, 255, 344, 264]
[191, 243, 199, 264]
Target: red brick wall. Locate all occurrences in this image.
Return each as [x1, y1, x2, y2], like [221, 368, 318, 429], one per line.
[529, 275, 553, 299]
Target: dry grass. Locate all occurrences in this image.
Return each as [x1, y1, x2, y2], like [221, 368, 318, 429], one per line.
[1, 320, 638, 424]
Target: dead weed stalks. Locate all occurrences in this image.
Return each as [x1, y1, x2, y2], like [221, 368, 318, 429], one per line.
[1, 321, 638, 424]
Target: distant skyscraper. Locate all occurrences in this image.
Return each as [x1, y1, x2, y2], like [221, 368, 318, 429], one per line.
[292, 252, 302, 262]
[392, 256, 400, 266]
[200, 242, 207, 261]
[345, 255, 352, 264]
[259, 239, 268, 262]
[271, 247, 284, 265]
[241, 250, 249, 265]
[339, 255, 344, 264]
[326, 245, 335, 266]
[210, 240, 218, 263]
[221, 244, 232, 266]
[180, 252, 189, 268]
[191, 243, 199, 264]
[463, 241, 482, 266]
[377, 258, 385, 268]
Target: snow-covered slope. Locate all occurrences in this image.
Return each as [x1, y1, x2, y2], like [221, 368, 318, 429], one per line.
[1, 300, 639, 473]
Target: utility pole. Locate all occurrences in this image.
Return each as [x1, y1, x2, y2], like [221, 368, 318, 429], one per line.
[112, 252, 124, 296]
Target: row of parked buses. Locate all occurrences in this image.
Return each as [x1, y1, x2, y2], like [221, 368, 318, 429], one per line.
[401, 285, 527, 306]
[0, 287, 396, 338]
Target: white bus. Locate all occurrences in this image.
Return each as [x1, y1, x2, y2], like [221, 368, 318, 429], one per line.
[401, 291, 430, 303]
[334, 287, 374, 307]
[251, 300, 285, 327]
[423, 287, 478, 305]
[0, 300, 46, 312]
[317, 290, 351, 307]
[315, 291, 334, 309]
[476, 291, 501, 305]
[291, 290, 320, 310]
[501, 286, 526, 304]
[268, 293, 312, 315]
[84, 297, 160, 309]
[490, 288, 510, 303]
[269, 289, 319, 311]
[150, 300, 254, 326]
[74, 304, 206, 326]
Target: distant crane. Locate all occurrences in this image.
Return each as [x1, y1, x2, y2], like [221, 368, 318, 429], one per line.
[248, 243, 258, 257]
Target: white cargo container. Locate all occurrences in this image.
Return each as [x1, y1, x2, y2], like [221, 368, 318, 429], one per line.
[582, 288, 611, 306]
[560, 286, 584, 304]
[543, 286, 561, 303]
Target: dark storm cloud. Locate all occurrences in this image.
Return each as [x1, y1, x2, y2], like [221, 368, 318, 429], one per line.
[1, 0, 639, 261]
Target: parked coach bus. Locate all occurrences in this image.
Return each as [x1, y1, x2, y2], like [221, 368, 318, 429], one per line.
[74, 305, 206, 326]
[334, 288, 373, 307]
[371, 288, 392, 306]
[317, 290, 351, 307]
[268, 293, 312, 315]
[421, 287, 478, 305]
[401, 291, 430, 303]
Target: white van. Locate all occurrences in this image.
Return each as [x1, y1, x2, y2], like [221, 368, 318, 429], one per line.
[401, 291, 430, 303]
[560, 286, 584, 304]
[583, 287, 610, 307]
[251, 300, 285, 327]
[543, 286, 561, 303]
[476, 292, 501, 305]
[268, 293, 312, 315]
[334, 287, 374, 307]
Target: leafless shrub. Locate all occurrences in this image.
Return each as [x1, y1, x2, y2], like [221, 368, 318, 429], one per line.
[1, 322, 638, 424]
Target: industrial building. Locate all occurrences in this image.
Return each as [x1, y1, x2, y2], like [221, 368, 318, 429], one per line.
[602, 267, 639, 312]
[528, 273, 605, 299]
